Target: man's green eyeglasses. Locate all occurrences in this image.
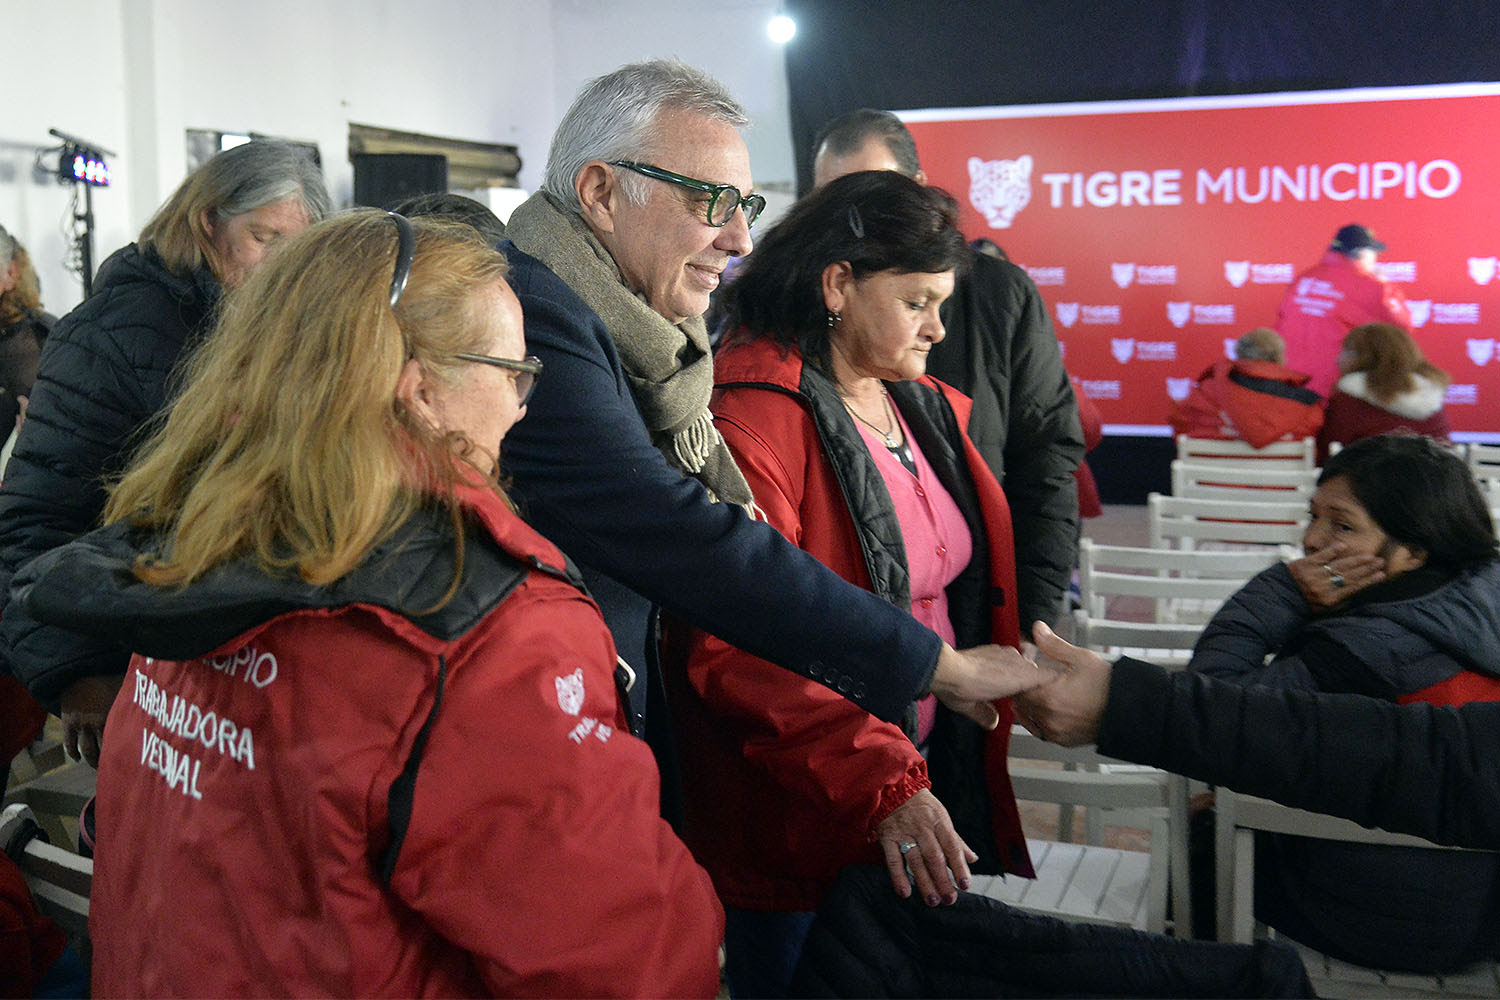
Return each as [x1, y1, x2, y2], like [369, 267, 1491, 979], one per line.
[610, 160, 766, 228]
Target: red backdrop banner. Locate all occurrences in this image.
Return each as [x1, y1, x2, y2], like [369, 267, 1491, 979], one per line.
[901, 84, 1500, 440]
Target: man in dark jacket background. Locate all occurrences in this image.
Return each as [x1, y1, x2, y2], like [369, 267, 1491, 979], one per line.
[812, 110, 1085, 636]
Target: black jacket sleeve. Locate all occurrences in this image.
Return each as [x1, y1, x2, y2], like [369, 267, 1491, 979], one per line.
[930, 255, 1084, 634]
[0, 247, 209, 705]
[1098, 656, 1500, 850]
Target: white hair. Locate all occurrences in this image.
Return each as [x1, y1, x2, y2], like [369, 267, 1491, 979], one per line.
[541, 59, 748, 214]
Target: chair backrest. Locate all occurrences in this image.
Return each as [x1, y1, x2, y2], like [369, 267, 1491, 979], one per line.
[1215, 788, 1500, 996]
[1171, 460, 1320, 502]
[0, 803, 92, 941]
[1077, 538, 1284, 625]
[1000, 733, 1177, 933]
[1467, 442, 1500, 480]
[1148, 492, 1309, 551]
[1176, 434, 1316, 468]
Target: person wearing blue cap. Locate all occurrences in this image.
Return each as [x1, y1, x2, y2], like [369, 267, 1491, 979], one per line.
[1274, 223, 1412, 397]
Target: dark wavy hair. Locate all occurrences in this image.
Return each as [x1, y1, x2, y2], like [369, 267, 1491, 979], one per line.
[720, 170, 969, 375]
[1319, 434, 1498, 571]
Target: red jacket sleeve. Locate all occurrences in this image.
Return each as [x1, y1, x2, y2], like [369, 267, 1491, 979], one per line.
[386, 579, 722, 998]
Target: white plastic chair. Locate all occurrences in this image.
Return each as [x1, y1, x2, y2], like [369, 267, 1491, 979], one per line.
[1171, 460, 1320, 503]
[1176, 434, 1316, 468]
[0, 803, 92, 944]
[1216, 788, 1500, 998]
[1467, 442, 1500, 480]
[1148, 493, 1309, 552]
[1077, 538, 1287, 627]
[989, 729, 1180, 934]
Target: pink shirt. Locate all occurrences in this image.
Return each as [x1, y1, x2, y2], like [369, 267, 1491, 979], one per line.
[852, 404, 973, 743]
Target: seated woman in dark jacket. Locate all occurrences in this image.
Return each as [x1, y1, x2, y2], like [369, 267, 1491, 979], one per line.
[1190, 433, 1500, 971]
[669, 171, 1034, 996]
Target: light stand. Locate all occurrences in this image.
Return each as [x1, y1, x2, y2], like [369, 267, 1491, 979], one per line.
[48, 128, 113, 298]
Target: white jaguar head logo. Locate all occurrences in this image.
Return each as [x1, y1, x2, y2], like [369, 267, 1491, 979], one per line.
[555, 668, 585, 717]
[1469, 257, 1498, 286]
[1111, 263, 1135, 289]
[1224, 261, 1250, 288]
[968, 155, 1033, 229]
[1055, 302, 1080, 328]
[1467, 339, 1495, 366]
[1166, 377, 1192, 402]
[1408, 300, 1432, 328]
[1111, 338, 1135, 364]
[1166, 301, 1192, 329]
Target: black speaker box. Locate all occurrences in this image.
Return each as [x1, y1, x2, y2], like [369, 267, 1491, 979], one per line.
[352, 153, 449, 209]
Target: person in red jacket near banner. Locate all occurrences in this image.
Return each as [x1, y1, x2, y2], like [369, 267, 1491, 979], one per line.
[1275, 223, 1411, 397]
[1317, 321, 1451, 463]
[1169, 327, 1323, 448]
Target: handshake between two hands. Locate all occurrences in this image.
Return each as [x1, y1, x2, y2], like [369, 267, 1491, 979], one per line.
[932, 621, 1112, 748]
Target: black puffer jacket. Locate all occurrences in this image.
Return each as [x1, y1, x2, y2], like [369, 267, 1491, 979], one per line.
[0, 243, 220, 705]
[926, 251, 1084, 635]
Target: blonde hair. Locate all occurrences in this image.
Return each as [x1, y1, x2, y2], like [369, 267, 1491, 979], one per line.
[105, 210, 510, 594]
[1341, 322, 1449, 405]
[138, 140, 329, 281]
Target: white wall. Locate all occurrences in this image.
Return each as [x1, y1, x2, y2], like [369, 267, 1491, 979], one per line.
[549, 0, 795, 191]
[2, 1, 134, 316]
[2, 0, 797, 315]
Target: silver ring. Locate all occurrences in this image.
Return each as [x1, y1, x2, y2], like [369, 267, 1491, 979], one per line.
[1330, 573, 1346, 588]
[898, 841, 918, 856]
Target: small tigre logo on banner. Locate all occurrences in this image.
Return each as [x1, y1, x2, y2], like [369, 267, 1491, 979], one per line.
[1167, 301, 1192, 328]
[1467, 339, 1495, 366]
[968, 155, 1032, 229]
[1055, 302, 1080, 328]
[1112, 263, 1136, 288]
[1224, 260, 1250, 287]
[1408, 300, 1433, 327]
[1166, 377, 1193, 401]
[1469, 257, 1498, 285]
[1111, 338, 1136, 363]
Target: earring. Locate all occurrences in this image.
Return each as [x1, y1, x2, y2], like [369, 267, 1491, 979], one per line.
[827, 309, 841, 329]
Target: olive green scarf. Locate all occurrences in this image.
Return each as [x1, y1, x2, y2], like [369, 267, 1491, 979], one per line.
[506, 192, 752, 506]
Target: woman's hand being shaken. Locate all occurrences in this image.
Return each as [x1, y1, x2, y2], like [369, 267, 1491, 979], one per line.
[1289, 542, 1386, 609]
[876, 787, 976, 906]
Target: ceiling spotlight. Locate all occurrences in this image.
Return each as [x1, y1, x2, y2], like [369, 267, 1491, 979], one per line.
[767, 12, 796, 44]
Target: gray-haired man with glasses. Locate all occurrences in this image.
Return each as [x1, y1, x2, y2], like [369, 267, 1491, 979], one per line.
[499, 60, 1046, 826]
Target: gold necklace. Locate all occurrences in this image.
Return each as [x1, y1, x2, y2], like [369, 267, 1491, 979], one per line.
[843, 385, 900, 448]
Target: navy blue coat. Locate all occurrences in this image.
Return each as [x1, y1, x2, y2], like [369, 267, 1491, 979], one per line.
[499, 246, 941, 731]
